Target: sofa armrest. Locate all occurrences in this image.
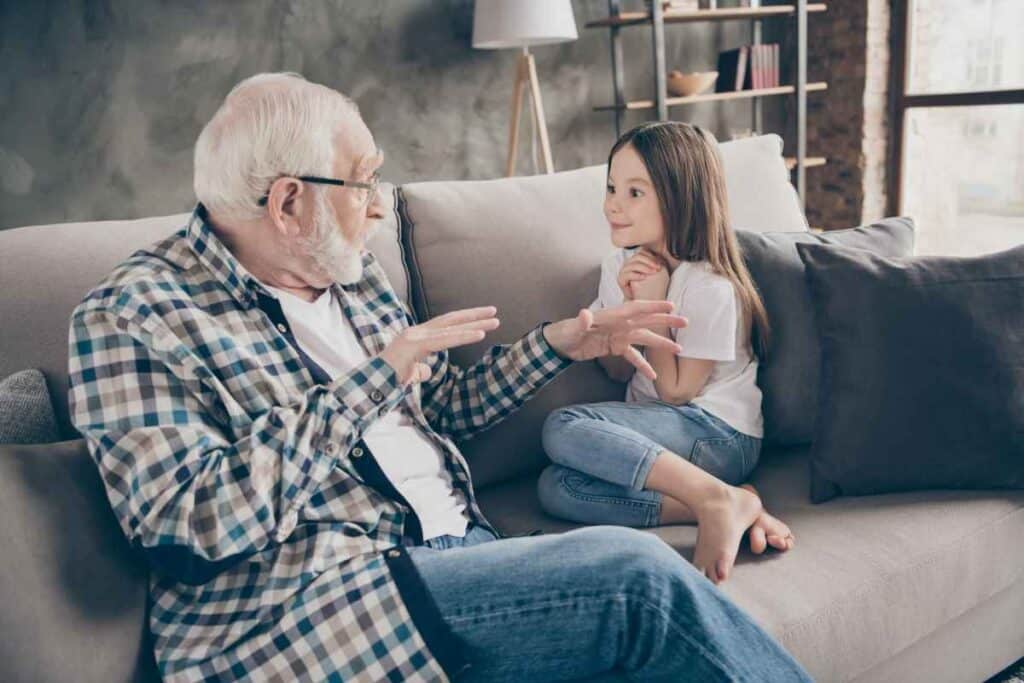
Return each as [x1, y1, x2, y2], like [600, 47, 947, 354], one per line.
[0, 439, 158, 682]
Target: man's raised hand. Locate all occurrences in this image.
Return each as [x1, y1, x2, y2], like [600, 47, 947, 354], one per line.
[380, 306, 500, 385]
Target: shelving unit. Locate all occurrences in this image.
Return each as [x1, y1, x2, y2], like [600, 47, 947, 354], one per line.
[593, 82, 828, 111]
[589, 1, 827, 209]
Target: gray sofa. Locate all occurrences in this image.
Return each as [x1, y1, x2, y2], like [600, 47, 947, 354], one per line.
[1, 135, 1021, 682]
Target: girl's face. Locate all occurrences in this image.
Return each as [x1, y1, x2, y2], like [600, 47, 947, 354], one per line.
[604, 144, 665, 251]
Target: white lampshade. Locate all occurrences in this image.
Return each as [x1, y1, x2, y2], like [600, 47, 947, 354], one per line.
[472, 0, 578, 49]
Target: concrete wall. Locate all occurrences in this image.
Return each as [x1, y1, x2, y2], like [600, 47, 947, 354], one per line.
[0, 0, 772, 230]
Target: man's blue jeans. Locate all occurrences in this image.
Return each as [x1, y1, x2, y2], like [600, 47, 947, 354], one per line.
[407, 525, 811, 682]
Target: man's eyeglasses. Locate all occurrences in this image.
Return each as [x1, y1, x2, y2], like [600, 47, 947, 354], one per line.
[257, 173, 381, 208]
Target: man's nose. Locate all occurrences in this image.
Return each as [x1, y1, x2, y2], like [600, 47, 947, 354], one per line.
[366, 191, 386, 220]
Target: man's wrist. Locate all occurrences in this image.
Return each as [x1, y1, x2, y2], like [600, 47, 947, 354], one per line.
[540, 321, 573, 361]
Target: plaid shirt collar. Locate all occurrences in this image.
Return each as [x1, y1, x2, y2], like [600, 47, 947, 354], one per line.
[186, 204, 263, 309]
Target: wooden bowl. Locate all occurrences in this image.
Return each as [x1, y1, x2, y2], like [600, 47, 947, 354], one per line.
[667, 70, 719, 97]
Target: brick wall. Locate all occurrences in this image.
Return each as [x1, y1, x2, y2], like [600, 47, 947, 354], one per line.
[769, 0, 891, 230]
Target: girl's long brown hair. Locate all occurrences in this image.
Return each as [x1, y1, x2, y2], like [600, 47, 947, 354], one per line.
[609, 122, 770, 357]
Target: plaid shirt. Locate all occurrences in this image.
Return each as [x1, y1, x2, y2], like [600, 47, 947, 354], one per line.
[68, 205, 571, 681]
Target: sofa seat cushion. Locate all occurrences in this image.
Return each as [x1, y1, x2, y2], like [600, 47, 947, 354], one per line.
[475, 447, 1024, 682]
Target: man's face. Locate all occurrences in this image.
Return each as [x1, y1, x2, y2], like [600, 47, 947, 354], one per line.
[327, 117, 386, 249]
[296, 117, 386, 287]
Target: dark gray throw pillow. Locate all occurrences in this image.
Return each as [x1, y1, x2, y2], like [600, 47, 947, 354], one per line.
[0, 369, 61, 445]
[736, 217, 915, 446]
[798, 242, 1024, 503]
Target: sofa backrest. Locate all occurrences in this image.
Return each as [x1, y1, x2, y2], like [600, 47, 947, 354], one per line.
[398, 134, 807, 487]
[0, 184, 409, 439]
[1, 133, 804, 478]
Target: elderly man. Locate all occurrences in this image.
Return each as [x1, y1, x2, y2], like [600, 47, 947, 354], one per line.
[69, 73, 809, 682]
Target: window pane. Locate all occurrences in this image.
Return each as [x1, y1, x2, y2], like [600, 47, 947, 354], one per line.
[902, 105, 1024, 256]
[908, 0, 1024, 94]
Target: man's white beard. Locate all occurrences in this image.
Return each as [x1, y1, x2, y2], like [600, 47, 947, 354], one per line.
[300, 191, 365, 285]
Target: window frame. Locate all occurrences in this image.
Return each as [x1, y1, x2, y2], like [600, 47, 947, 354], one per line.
[886, 0, 1024, 217]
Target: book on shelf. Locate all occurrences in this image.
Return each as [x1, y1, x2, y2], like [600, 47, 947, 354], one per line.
[772, 44, 779, 87]
[715, 47, 748, 92]
[716, 44, 780, 92]
[753, 44, 764, 89]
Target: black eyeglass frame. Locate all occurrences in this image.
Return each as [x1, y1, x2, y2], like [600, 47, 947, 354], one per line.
[257, 174, 380, 207]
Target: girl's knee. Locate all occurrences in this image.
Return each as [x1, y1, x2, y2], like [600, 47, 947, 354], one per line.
[537, 464, 575, 518]
[541, 407, 583, 460]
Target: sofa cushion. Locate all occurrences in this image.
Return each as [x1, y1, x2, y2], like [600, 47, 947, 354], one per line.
[0, 185, 408, 439]
[736, 217, 916, 446]
[398, 136, 807, 488]
[0, 369, 60, 444]
[0, 439, 158, 681]
[475, 447, 1024, 683]
[798, 241, 1024, 503]
[715, 133, 808, 233]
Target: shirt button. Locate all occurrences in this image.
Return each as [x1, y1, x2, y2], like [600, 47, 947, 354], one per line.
[378, 406, 389, 417]
[276, 323, 288, 334]
[387, 549, 401, 559]
[370, 390, 384, 403]
[351, 446, 364, 458]
[324, 442, 337, 455]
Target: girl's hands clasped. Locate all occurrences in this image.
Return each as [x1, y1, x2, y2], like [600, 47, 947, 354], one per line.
[618, 248, 670, 301]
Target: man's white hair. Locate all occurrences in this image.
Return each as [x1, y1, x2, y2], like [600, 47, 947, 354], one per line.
[194, 72, 360, 221]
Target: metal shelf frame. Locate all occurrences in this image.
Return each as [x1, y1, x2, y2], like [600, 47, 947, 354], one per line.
[601, 0, 821, 209]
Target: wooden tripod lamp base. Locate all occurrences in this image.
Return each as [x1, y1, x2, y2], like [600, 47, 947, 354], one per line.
[506, 47, 554, 177]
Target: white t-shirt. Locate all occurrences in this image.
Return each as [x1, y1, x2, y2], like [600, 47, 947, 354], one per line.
[263, 284, 469, 540]
[590, 249, 764, 438]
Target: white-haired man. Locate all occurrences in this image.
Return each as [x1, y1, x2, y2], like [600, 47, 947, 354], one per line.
[69, 73, 810, 681]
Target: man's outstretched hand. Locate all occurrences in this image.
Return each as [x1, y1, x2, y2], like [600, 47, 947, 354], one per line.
[543, 301, 687, 380]
[381, 306, 500, 385]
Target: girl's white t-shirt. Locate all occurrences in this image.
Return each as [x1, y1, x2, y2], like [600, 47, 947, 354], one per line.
[591, 249, 764, 438]
[263, 284, 469, 540]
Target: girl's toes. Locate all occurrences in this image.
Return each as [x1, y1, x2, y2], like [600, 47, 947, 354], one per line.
[767, 534, 792, 551]
[749, 524, 768, 554]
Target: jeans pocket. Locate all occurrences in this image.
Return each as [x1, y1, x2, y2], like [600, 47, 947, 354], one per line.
[691, 433, 746, 485]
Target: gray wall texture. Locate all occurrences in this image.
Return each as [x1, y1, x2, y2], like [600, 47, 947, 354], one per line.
[0, 0, 774, 230]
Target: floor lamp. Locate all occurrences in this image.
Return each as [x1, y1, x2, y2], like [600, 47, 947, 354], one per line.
[472, 0, 578, 177]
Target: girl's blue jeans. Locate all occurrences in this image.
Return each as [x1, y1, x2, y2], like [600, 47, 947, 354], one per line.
[538, 400, 762, 528]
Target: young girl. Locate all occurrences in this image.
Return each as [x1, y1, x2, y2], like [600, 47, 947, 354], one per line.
[538, 122, 793, 585]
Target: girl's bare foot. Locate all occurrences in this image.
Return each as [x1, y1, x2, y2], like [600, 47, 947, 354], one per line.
[740, 484, 795, 555]
[692, 484, 762, 585]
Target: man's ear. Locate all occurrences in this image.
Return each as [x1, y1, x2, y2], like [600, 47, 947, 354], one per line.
[266, 178, 307, 237]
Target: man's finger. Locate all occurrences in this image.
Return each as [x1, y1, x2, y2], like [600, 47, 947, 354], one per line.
[439, 317, 501, 334]
[576, 307, 594, 332]
[628, 328, 683, 355]
[423, 306, 498, 329]
[626, 313, 689, 329]
[417, 328, 489, 352]
[593, 300, 675, 324]
[622, 345, 657, 380]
